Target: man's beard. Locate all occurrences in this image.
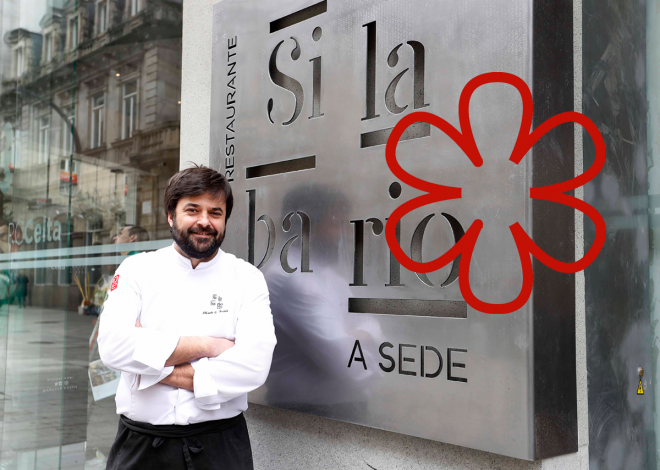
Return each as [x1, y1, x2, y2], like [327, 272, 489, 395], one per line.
[170, 216, 225, 259]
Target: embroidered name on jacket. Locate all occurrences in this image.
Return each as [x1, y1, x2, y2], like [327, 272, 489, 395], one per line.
[203, 294, 228, 314]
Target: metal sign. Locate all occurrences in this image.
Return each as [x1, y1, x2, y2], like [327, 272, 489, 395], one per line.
[211, 0, 577, 460]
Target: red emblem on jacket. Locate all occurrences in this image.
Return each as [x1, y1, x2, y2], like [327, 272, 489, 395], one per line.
[111, 275, 119, 291]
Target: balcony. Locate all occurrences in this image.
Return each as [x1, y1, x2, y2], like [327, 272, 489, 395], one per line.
[77, 0, 182, 61]
[110, 121, 179, 167]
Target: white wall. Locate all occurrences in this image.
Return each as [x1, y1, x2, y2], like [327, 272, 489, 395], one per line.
[180, 0, 588, 468]
[180, 0, 214, 169]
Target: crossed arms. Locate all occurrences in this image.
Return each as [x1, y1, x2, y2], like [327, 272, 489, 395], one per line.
[98, 263, 276, 409]
[161, 337, 234, 391]
[135, 317, 235, 391]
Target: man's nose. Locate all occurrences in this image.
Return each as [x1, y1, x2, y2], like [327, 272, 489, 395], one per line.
[197, 212, 211, 226]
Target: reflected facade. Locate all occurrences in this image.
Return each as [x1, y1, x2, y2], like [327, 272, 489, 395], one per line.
[0, 0, 181, 467]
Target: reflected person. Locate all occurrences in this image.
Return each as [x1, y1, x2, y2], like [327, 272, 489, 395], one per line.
[262, 186, 375, 421]
[15, 273, 28, 308]
[114, 224, 150, 256]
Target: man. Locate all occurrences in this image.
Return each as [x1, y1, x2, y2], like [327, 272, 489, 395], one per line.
[98, 166, 276, 470]
[113, 224, 150, 256]
[114, 224, 150, 244]
[114, 224, 150, 256]
[15, 272, 28, 308]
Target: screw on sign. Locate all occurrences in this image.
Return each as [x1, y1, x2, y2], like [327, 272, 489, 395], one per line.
[385, 72, 607, 314]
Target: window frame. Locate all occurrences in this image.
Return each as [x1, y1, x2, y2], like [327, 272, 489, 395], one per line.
[44, 33, 52, 63]
[12, 129, 20, 168]
[61, 105, 75, 156]
[15, 47, 23, 77]
[90, 93, 105, 149]
[130, 0, 140, 17]
[121, 80, 138, 140]
[59, 158, 79, 197]
[97, 1, 108, 35]
[37, 115, 50, 165]
[60, 158, 80, 174]
[69, 17, 78, 50]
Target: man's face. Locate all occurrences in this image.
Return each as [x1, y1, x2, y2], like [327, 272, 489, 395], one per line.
[113, 226, 133, 244]
[168, 193, 227, 259]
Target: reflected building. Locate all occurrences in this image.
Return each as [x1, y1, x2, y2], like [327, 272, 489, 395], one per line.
[0, 0, 181, 308]
[0, 3, 182, 464]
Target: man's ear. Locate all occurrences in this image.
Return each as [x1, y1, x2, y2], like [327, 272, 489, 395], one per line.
[129, 234, 137, 243]
[167, 212, 173, 228]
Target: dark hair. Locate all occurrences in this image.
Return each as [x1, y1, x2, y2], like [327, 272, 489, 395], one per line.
[125, 225, 150, 242]
[164, 165, 234, 220]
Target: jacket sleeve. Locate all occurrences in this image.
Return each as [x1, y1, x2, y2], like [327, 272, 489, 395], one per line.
[98, 259, 179, 381]
[190, 269, 276, 409]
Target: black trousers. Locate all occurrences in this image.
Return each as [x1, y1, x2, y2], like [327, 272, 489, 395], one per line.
[106, 414, 254, 470]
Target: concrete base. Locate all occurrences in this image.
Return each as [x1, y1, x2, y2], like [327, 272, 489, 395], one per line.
[246, 404, 587, 469]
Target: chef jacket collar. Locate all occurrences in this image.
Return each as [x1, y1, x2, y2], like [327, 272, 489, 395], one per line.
[169, 243, 223, 270]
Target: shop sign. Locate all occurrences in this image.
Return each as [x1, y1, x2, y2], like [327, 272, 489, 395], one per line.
[9, 218, 62, 246]
[211, 0, 577, 460]
[60, 171, 78, 184]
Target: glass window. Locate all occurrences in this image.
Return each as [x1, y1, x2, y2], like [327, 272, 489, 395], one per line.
[59, 179, 77, 196]
[91, 94, 105, 148]
[98, 1, 107, 34]
[44, 32, 52, 62]
[122, 81, 137, 139]
[14, 47, 22, 76]
[60, 159, 79, 196]
[69, 17, 78, 49]
[60, 158, 79, 174]
[12, 129, 20, 168]
[130, 0, 140, 17]
[37, 115, 50, 164]
[0, 0, 183, 466]
[62, 106, 75, 156]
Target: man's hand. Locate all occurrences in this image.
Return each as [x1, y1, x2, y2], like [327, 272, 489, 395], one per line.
[165, 337, 235, 366]
[204, 337, 235, 358]
[160, 363, 194, 391]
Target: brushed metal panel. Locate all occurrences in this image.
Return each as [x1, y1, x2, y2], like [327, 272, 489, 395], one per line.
[210, 0, 576, 460]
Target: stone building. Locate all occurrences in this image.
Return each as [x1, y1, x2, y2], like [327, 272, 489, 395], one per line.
[0, 0, 181, 309]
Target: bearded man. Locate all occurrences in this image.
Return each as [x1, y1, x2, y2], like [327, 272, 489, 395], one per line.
[99, 166, 276, 470]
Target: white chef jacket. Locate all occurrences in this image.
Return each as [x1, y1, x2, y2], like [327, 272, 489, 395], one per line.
[97, 244, 276, 425]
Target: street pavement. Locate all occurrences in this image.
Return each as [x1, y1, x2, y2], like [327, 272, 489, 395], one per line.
[0, 305, 118, 469]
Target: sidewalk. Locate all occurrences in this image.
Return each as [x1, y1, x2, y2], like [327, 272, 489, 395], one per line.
[0, 305, 118, 469]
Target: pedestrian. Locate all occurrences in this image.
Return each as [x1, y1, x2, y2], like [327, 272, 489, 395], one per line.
[98, 166, 276, 470]
[15, 273, 28, 308]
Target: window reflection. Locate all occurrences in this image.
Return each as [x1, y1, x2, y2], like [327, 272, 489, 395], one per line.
[0, 0, 183, 466]
[37, 114, 50, 163]
[122, 81, 137, 140]
[97, 1, 108, 35]
[91, 94, 105, 149]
